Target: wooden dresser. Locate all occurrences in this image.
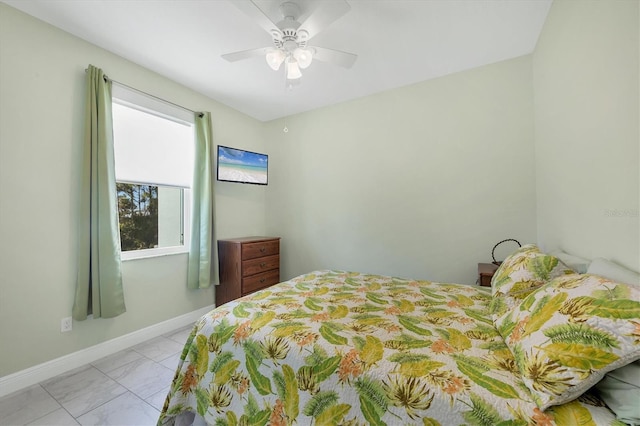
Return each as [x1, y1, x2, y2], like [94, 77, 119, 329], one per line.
[216, 237, 280, 306]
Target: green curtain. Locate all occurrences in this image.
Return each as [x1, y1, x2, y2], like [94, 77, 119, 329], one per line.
[72, 65, 126, 320]
[187, 112, 214, 289]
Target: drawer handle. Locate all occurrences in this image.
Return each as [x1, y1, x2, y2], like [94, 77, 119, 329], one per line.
[259, 247, 266, 253]
[260, 278, 266, 283]
[260, 262, 267, 268]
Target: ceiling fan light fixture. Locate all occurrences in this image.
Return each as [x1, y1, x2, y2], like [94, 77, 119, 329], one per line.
[293, 47, 313, 69]
[265, 48, 286, 71]
[286, 58, 302, 79]
[223, 0, 357, 87]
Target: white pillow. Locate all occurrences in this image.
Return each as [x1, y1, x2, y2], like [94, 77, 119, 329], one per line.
[550, 250, 591, 273]
[595, 360, 640, 425]
[587, 257, 640, 286]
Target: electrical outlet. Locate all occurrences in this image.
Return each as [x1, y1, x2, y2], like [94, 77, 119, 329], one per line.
[61, 317, 72, 333]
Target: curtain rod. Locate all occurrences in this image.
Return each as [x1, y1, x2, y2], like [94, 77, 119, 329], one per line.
[85, 68, 203, 117]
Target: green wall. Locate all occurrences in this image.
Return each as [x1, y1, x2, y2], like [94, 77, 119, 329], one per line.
[0, 3, 268, 376]
[533, 0, 639, 271]
[264, 56, 538, 284]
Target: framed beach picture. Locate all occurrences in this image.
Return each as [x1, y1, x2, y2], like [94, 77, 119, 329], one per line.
[216, 145, 268, 185]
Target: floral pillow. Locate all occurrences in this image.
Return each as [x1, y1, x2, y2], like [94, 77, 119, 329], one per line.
[494, 273, 640, 410]
[489, 244, 574, 319]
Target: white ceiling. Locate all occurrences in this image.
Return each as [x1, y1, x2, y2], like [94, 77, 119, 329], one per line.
[4, 0, 552, 121]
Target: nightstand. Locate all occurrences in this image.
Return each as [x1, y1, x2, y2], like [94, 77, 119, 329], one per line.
[478, 263, 499, 287]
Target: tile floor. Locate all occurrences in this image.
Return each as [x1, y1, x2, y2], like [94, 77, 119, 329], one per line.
[0, 324, 193, 426]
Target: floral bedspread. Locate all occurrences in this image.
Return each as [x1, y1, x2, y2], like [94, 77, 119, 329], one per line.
[159, 270, 621, 426]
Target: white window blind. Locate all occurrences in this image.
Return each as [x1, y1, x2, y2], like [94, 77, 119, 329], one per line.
[112, 85, 194, 188]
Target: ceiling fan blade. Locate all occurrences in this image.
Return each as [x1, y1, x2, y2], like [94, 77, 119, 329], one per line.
[298, 0, 351, 40]
[231, 0, 280, 37]
[311, 46, 357, 68]
[222, 47, 268, 62]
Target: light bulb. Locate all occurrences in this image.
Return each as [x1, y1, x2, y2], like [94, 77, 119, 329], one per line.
[293, 48, 313, 69]
[286, 58, 302, 79]
[265, 48, 285, 71]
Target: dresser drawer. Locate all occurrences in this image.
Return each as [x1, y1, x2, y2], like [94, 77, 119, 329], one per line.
[478, 263, 499, 287]
[217, 237, 280, 306]
[242, 240, 279, 260]
[479, 274, 492, 287]
[242, 269, 280, 295]
[242, 254, 279, 277]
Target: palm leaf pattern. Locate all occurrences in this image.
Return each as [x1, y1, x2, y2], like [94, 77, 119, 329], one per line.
[490, 245, 574, 317]
[496, 273, 640, 410]
[159, 270, 624, 425]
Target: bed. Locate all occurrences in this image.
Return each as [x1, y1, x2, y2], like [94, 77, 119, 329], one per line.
[159, 246, 640, 426]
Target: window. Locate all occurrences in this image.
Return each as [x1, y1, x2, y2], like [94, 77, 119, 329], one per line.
[112, 84, 194, 259]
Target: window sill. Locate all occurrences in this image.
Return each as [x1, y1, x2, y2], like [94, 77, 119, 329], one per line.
[121, 247, 188, 261]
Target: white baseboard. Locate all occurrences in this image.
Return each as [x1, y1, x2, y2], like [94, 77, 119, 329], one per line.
[0, 304, 215, 398]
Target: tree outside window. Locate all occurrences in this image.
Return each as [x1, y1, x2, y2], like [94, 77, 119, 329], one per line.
[117, 183, 159, 251]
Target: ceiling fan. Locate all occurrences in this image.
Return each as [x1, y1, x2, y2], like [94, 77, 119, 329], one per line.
[222, 0, 357, 85]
